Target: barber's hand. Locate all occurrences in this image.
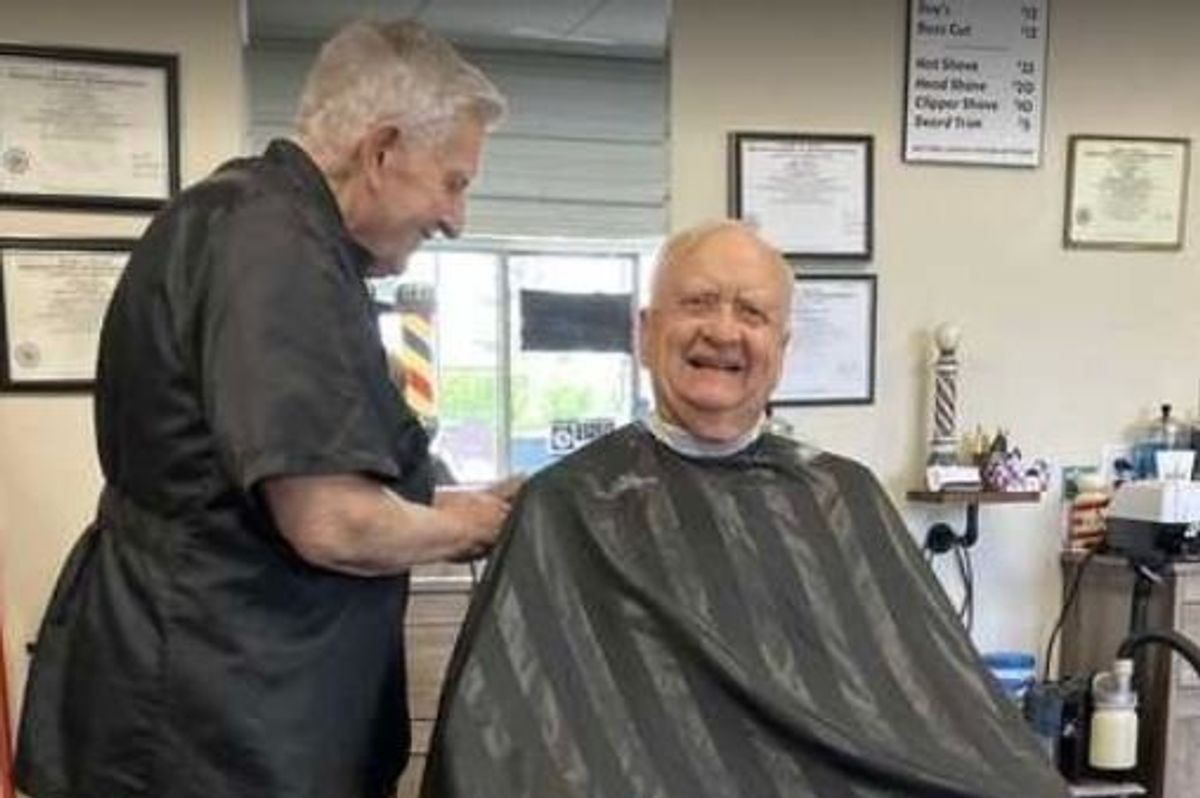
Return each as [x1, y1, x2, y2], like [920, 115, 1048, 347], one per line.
[487, 473, 526, 502]
[433, 487, 510, 561]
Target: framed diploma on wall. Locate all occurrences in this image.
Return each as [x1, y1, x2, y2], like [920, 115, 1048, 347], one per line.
[772, 274, 877, 406]
[1064, 135, 1191, 250]
[729, 132, 873, 260]
[0, 44, 180, 210]
[0, 238, 132, 391]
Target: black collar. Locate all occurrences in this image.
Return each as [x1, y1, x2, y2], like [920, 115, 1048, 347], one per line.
[263, 139, 375, 277]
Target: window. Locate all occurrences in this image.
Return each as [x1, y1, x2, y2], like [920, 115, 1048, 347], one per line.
[372, 240, 656, 483]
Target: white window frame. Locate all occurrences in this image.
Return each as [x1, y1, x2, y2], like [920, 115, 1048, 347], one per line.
[377, 235, 660, 478]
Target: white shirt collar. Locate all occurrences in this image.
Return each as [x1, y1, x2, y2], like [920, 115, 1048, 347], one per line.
[641, 410, 764, 458]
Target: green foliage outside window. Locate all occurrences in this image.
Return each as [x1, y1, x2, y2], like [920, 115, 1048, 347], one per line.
[441, 365, 628, 436]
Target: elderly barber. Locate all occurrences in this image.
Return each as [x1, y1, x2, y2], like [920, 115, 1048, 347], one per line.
[17, 19, 512, 798]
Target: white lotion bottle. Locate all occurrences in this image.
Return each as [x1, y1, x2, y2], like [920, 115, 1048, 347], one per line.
[1088, 658, 1138, 770]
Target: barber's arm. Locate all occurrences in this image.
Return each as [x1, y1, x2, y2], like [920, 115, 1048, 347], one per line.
[263, 474, 511, 577]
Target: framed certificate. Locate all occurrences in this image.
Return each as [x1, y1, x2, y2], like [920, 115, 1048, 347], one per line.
[729, 132, 873, 260]
[1064, 135, 1191, 250]
[772, 274, 877, 406]
[0, 44, 179, 210]
[1, 238, 132, 391]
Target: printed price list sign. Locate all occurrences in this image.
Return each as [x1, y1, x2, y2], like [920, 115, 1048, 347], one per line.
[903, 0, 1048, 166]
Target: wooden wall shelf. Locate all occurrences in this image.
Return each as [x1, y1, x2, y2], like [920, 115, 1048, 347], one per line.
[906, 490, 1042, 504]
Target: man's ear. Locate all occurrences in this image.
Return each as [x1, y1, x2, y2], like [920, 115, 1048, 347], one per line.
[768, 327, 792, 386]
[360, 124, 403, 186]
[636, 307, 652, 369]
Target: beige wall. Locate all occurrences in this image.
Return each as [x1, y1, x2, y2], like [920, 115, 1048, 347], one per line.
[672, 0, 1200, 655]
[0, 0, 246, 752]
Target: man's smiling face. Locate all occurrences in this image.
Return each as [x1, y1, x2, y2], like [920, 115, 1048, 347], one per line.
[639, 226, 792, 442]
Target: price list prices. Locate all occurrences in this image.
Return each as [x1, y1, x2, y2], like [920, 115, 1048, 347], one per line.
[904, 0, 1048, 166]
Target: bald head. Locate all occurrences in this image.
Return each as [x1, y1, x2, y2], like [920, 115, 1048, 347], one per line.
[648, 220, 793, 314]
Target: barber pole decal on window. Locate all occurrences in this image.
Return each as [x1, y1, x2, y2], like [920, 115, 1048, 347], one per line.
[395, 283, 438, 428]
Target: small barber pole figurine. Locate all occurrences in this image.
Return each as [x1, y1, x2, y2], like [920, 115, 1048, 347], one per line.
[928, 323, 961, 466]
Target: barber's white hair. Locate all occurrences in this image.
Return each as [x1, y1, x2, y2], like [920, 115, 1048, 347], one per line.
[649, 219, 793, 316]
[295, 19, 506, 178]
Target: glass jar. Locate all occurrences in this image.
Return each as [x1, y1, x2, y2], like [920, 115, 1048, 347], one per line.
[1132, 404, 1191, 479]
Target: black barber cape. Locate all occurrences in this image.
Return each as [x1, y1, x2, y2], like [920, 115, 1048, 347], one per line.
[16, 140, 432, 798]
[422, 425, 1065, 798]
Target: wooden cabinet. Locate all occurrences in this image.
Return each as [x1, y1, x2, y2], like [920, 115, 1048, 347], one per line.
[396, 563, 475, 798]
[1060, 554, 1200, 798]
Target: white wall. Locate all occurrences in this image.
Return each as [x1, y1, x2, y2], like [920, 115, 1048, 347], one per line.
[672, 0, 1200, 657]
[0, 0, 246, 761]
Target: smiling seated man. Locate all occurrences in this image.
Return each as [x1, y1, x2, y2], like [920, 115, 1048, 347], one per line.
[421, 220, 1066, 798]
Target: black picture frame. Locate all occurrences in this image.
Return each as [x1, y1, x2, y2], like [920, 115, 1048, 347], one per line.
[0, 43, 180, 211]
[728, 131, 873, 260]
[1, 237, 133, 392]
[771, 273, 877, 407]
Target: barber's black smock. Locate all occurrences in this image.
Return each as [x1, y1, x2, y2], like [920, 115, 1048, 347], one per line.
[422, 425, 1066, 798]
[15, 140, 432, 798]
